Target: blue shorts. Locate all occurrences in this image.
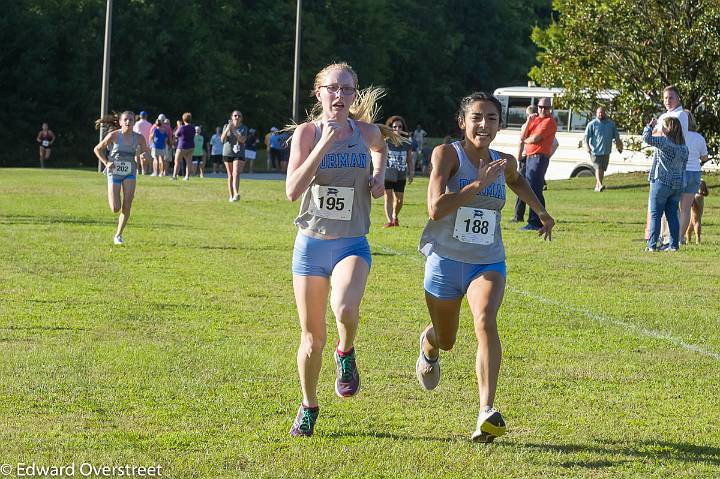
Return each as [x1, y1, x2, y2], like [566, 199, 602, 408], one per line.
[108, 174, 136, 185]
[292, 232, 371, 277]
[683, 170, 701, 194]
[424, 252, 506, 299]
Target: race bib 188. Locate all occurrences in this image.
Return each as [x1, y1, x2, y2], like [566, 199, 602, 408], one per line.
[453, 207, 496, 244]
[308, 185, 354, 221]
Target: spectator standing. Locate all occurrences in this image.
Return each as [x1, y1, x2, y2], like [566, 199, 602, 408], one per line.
[269, 126, 282, 171]
[278, 130, 291, 173]
[210, 126, 223, 174]
[192, 126, 206, 178]
[512, 105, 537, 222]
[643, 116, 688, 251]
[245, 128, 258, 173]
[519, 97, 557, 231]
[645, 86, 690, 239]
[133, 111, 153, 175]
[149, 117, 170, 176]
[679, 111, 708, 242]
[172, 113, 195, 181]
[413, 124, 427, 155]
[584, 106, 623, 192]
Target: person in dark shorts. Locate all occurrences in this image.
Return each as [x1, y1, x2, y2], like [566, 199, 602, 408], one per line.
[382, 115, 414, 227]
[209, 126, 223, 174]
[221, 110, 248, 201]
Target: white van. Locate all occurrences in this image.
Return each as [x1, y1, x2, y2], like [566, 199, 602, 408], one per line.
[492, 86, 655, 180]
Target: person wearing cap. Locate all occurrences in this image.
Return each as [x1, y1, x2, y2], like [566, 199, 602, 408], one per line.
[149, 116, 170, 176]
[133, 111, 153, 175]
[268, 126, 282, 171]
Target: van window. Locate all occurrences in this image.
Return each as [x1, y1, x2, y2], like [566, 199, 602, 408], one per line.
[554, 109, 569, 132]
[507, 97, 532, 128]
[570, 110, 591, 132]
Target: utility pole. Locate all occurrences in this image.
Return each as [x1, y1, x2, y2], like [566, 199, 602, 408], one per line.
[292, 0, 302, 123]
[99, 0, 113, 171]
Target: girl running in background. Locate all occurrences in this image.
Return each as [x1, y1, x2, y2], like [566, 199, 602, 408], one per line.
[37, 123, 55, 168]
[415, 92, 554, 442]
[285, 62, 403, 437]
[93, 111, 152, 245]
[382, 115, 413, 227]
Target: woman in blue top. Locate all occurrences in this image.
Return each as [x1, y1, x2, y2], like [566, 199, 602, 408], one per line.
[93, 111, 152, 245]
[642, 116, 688, 251]
[150, 118, 170, 177]
[415, 92, 554, 443]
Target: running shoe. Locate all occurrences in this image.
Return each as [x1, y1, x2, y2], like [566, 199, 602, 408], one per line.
[113, 235, 124, 245]
[170, 177, 178, 181]
[520, 224, 541, 231]
[383, 221, 394, 228]
[289, 404, 319, 437]
[644, 246, 657, 252]
[415, 331, 440, 390]
[183, 176, 189, 181]
[471, 406, 506, 443]
[392, 217, 399, 227]
[334, 347, 360, 397]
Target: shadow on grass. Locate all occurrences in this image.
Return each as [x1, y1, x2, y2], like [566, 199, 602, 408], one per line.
[0, 214, 191, 229]
[0, 214, 115, 226]
[371, 251, 403, 257]
[0, 325, 89, 332]
[323, 430, 456, 443]
[557, 219, 646, 226]
[605, 183, 649, 191]
[511, 439, 720, 468]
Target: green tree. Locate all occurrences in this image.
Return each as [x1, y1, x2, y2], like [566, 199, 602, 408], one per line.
[531, 0, 720, 152]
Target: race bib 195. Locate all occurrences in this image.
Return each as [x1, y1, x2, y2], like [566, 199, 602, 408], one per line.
[113, 160, 132, 177]
[453, 207, 497, 244]
[308, 185, 354, 221]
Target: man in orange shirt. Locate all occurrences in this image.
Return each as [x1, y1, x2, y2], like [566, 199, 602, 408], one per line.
[520, 97, 557, 230]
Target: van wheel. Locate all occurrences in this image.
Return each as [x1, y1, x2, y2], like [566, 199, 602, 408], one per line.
[573, 168, 595, 178]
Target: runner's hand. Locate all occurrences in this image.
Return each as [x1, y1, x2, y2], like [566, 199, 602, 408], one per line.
[369, 173, 385, 198]
[537, 211, 555, 241]
[475, 159, 506, 190]
[320, 119, 342, 145]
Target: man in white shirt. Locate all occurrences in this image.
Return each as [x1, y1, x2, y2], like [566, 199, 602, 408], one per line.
[654, 86, 688, 137]
[645, 85, 689, 240]
[133, 111, 153, 174]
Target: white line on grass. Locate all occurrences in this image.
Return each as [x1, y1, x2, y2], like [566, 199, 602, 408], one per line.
[372, 242, 720, 361]
[508, 287, 720, 361]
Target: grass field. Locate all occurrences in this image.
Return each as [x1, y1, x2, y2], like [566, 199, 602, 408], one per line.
[1, 168, 719, 478]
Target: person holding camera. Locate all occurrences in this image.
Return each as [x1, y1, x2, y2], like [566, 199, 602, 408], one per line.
[221, 110, 248, 201]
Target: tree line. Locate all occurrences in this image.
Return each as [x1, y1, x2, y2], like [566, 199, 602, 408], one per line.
[1, 0, 551, 167]
[531, 0, 720, 154]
